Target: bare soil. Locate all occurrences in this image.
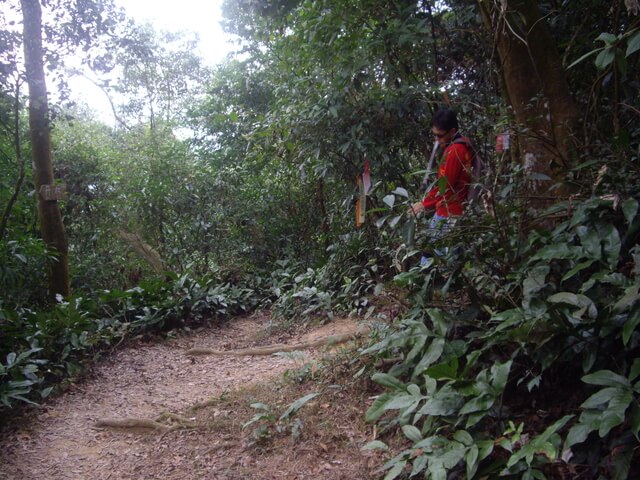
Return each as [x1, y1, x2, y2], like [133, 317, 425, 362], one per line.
[0, 312, 384, 479]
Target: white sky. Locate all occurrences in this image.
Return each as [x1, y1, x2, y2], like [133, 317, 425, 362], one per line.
[114, 0, 231, 66]
[69, 0, 233, 124]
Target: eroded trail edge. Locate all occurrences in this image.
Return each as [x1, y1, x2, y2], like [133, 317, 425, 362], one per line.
[0, 314, 369, 480]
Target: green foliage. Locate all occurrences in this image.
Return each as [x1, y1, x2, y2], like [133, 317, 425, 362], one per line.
[243, 392, 319, 444]
[0, 272, 263, 412]
[363, 195, 640, 478]
[269, 231, 389, 321]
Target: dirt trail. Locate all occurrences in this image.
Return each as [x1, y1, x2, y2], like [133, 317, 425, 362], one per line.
[0, 314, 370, 480]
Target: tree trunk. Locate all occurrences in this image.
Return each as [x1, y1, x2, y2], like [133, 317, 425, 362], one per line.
[21, 0, 71, 299]
[479, 0, 579, 200]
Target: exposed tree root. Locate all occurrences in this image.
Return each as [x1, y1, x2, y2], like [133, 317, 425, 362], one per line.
[94, 418, 168, 430]
[185, 331, 361, 357]
[94, 412, 197, 431]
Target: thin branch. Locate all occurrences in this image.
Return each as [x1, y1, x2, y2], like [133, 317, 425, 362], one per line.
[0, 78, 26, 241]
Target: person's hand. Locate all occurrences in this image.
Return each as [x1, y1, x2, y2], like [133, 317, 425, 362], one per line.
[408, 201, 425, 217]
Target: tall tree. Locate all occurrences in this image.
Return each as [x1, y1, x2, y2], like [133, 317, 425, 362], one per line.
[478, 0, 579, 198]
[20, 0, 70, 298]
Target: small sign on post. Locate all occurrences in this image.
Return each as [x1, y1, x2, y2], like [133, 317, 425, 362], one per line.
[39, 184, 67, 201]
[496, 133, 510, 153]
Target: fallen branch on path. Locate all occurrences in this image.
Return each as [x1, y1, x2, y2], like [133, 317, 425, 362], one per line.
[94, 418, 168, 430]
[186, 331, 362, 357]
[94, 412, 196, 431]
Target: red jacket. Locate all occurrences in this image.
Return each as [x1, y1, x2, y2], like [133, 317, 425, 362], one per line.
[422, 137, 472, 217]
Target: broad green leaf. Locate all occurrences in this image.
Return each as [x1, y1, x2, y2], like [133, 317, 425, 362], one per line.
[384, 460, 406, 480]
[622, 198, 639, 224]
[385, 394, 419, 410]
[596, 32, 618, 44]
[375, 216, 388, 228]
[402, 424, 423, 443]
[530, 244, 580, 262]
[491, 360, 513, 391]
[623, 318, 640, 357]
[429, 464, 446, 480]
[383, 194, 395, 208]
[389, 215, 402, 228]
[392, 187, 409, 197]
[405, 334, 428, 363]
[507, 416, 572, 468]
[365, 392, 394, 423]
[410, 455, 428, 477]
[413, 338, 445, 375]
[40, 386, 53, 398]
[6, 352, 16, 367]
[582, 370, 631, 388]
[440, 441, 467, 468]
[630, 358, 640, 381]
[561, 259, 596, 282]
[459, 394, 494, 415]
[581, 386, 620, 408]
[453, 430, 473, 446]
[402, 218, 416, 246]
[406, 384, 422, 397]
[523, 265, 549, 299]
[626, 31, 640, 57]
[419, 391, 463, 416]
[279, 392, 319, 421]
[478, 439, 494, 461]
[614, 285, 640, 313]
[427, 309, 449, 337]
[465, 444, 479, 479]
[362, 440, 389, 451]
[424, 358, 459, 380]
[548, 292, 595, 310]
[565, 422, 594, 448]
[598, 389, 633, 436]
[595, 47, 615, 69]
[610, 443, 633, 480]
[577, 226, 601, 260]
[600, 223, 621, 269]
[372, 372, 406, 390]
[582, 344, 598, 373]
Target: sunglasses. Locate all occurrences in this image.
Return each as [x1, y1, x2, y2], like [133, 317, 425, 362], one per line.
[433, 129, 451, 139]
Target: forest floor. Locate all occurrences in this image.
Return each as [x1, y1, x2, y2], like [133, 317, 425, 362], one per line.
[0, 312, 387, 479]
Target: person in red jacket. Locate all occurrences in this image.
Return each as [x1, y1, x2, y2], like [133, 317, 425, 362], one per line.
[409, 109, 473, 256]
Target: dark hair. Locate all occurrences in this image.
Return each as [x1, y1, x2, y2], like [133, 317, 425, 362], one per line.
[431, 109, 458, 131]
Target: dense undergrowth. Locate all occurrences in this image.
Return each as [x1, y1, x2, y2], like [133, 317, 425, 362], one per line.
[0, 271, 261, 414]
[356, 193, 640, 479]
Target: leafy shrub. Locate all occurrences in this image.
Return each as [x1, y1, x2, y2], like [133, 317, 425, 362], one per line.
[270, 231, 387, 321]
[363, 196, 640, 479]
[0, 271, 263, 412]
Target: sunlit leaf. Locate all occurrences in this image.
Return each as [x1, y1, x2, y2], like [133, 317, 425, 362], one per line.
[383, 195, 395, 208]
[362, 440, 389, 451]
[392, 187, 409, 197]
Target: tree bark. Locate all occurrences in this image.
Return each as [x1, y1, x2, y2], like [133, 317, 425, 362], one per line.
[21, 0, 71, 299]
[478, 0, 579, 199]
